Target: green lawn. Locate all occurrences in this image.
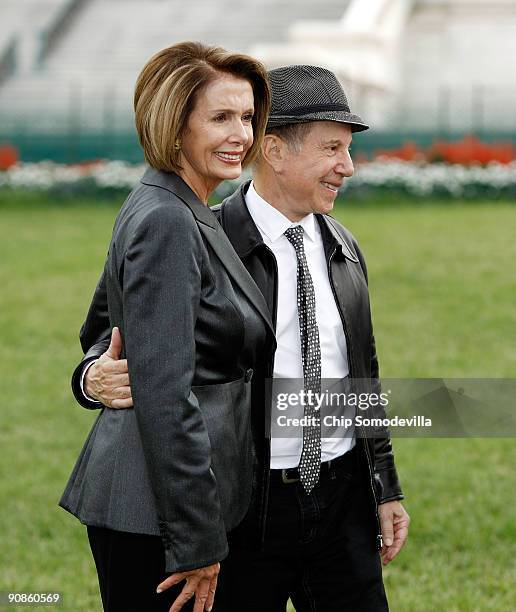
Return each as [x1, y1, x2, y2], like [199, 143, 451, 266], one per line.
[0, 192, 515, 611]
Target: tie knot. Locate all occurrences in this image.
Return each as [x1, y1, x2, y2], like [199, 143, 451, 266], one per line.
[284, 225, 304, 250]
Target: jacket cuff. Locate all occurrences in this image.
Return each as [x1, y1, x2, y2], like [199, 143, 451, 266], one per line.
[159, 520, 229, 573]
[80, 360, 101, 403]
[374, 466, 404, 504]
[71, 357, 103, 410]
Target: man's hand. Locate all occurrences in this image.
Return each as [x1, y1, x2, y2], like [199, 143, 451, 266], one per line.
[84, 327, 133, 409]
[157, 562, 220, 612]
[378, 500, 410, 565]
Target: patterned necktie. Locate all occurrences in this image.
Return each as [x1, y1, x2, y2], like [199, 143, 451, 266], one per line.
[284, 225, 322, 494]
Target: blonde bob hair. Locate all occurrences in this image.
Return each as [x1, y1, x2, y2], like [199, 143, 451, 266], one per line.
[134, 41, 270, 173]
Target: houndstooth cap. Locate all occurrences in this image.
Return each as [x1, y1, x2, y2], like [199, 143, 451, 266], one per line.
[267, 65, 369, 132]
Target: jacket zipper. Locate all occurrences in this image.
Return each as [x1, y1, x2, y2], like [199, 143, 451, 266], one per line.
[327, 247, 383, 550]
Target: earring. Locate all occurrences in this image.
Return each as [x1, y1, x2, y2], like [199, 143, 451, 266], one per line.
[174, 139, 181, 151]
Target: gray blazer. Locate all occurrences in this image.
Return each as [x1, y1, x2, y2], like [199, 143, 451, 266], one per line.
[60, 168, 275, 573]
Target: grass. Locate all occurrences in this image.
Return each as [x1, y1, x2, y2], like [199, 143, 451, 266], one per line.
[0, 190, 515, 611]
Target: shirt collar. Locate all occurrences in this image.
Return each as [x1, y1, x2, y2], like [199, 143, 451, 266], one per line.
[246, 181, 317, 244]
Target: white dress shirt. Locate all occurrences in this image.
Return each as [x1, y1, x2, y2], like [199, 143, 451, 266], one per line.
[245, 182, 355, 468]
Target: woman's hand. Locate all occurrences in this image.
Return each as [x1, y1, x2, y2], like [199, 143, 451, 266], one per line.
[157, 562, 220, 612]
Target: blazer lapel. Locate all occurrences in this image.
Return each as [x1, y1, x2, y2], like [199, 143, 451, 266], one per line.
[140, 168, 275, 337]
[197, 222, 275, 337]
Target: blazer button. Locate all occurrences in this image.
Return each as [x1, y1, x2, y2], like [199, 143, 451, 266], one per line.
[245, 368, 254, 382]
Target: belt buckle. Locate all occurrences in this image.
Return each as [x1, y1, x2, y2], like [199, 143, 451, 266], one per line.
[281, 469, 300, 484]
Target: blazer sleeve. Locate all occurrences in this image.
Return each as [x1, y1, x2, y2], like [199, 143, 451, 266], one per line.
[70, 266, 112, 410]
[121, 204, 228, 572]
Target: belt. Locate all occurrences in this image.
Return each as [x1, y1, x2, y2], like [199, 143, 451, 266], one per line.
[270, 446, 357, 486]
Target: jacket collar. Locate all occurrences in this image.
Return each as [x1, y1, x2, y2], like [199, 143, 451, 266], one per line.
[141, 168, 275, 337]
[140, 166, 218, 230]
[317, 216, 359, 263]
[217, 181, 264, 258]
[220, 179, 359, 263]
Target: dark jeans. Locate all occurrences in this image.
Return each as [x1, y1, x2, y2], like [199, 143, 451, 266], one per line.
[217, 447, 388, 611]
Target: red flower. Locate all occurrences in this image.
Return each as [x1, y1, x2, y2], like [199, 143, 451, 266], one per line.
[0, 144, 18, 170]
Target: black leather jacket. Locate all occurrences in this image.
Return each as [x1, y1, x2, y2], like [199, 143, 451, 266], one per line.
[213, 182, 403, 549]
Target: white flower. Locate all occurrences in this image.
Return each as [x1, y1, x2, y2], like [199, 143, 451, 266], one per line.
[2, 160, 515, 199]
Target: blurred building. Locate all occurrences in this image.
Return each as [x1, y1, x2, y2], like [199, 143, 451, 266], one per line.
[0, 0, 514, 161]
[253, 0, 516, 132]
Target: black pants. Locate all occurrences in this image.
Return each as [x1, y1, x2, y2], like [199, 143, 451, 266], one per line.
[87, 525, 194, 612]
[88, 449, 387, 612]
[217, 447, 389, 611]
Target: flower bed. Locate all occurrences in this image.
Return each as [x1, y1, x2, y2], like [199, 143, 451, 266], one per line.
[1, 159, 516, 201]
[345, 160, 516, 199]
[374, 135, 515, 165]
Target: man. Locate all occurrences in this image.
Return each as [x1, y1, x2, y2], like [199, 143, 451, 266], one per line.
[73, 65, 409, 611]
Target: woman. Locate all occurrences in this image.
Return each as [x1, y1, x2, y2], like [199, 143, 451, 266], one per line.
[60, 42, 273, 612]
